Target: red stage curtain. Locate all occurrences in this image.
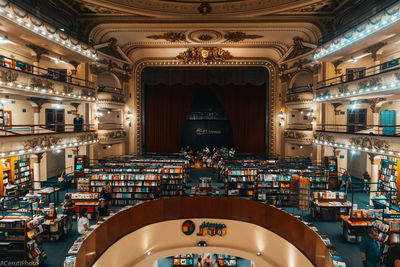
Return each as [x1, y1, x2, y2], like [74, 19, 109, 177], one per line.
[145, 84, 198, 153]
[211, 83, 266, 153]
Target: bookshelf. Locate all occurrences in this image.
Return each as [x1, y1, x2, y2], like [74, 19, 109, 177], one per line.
[13, 156, 32, 194]
[67, 192, 99, 219]
[161, 165, 185, 197]
[256, 168, 291, 206]
[1, 157, 18, 196]
[75, 155, 89, 191]
[0, 214, 46, 265]
[225, 167, 257, 197]
[173, 254, 194, 266]
[303, 166, 328, 193]
[379, 156, 400, 207]
[215, 254, 237, 267]
[324, 156, 339, 190]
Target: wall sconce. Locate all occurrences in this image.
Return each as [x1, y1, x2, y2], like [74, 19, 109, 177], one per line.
[126, 110, 133, 127]
[278, 110, 285, 127]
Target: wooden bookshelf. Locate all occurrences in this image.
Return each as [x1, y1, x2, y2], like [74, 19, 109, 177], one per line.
[224, 167, 257, 197]
[0, 214, 46, 265]
[379, 156, 400, 207]
[13, 156, 32, 194]
[161, 165, 185, 197]
[173, 254, 194, 266]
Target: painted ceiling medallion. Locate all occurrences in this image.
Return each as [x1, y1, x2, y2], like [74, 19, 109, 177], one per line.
[187, 30, 223, 43]
[176, 47, 233, 63]
[224, 31, 263, 42]
[146, 32, 187, 42]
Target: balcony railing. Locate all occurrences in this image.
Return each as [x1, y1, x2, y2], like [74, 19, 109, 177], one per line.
[0, 55, 95, 90]
[98, 123, 124, 131]
[98, 86, 123, 95]
[317, 58, 400, 90]
[316, 124, 400, 136]
[287, 123, 313, 130]
[0, 124, 96, 136]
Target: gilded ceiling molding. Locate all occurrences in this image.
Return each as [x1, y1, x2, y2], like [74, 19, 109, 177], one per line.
[176, 47, 233, 63]
[124, 43, 287, 59]
[146, 32, 187, 43]
[132, 57, 278, 155]
[224, 32, 263, 42]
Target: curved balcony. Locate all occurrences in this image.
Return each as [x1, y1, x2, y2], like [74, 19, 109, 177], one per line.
[315, 58, 400, 103]
[315, 124, 400, 155]
[0, 55, 95, 102]
[284, 125, 314, 145]
[97, 86, 125, 106]
[285, 87, 314, 110]
[0, 124, 97, 158]
[71, 197, 334, 267]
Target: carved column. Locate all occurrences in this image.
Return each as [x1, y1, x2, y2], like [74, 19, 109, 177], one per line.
[364, 42, 386, 74]
[368, 153, 380, 204]
[368, 98, 385, 134]
[29, 97, 48, 131]
[31, 152, 44, 189]
[26, 44, 48, 75]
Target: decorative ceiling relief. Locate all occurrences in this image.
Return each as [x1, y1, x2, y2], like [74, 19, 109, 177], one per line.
[187, 30, 223, 43]
[146, 32, 187, 42]
[176, 47, 233, 63]
[224, 32, 263, 42]
[146, 30, 262, 43]
[280, 0, 341, 13]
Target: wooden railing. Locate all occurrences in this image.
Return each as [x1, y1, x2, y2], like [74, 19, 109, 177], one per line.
[74, 197, 334, 267]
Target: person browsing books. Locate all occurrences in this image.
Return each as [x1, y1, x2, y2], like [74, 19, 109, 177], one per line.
[360, 228, 381, 267]
[97, 199, 110, 221]
[100, 183, 112, 207]
[63, 194, 75, 231]
[77, 208, 89, 234]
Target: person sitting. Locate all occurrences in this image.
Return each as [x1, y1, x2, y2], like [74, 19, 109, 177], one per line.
[372, 193, 387, 210]
[24, 189, 41, 203]
[77, 208, 90, 234]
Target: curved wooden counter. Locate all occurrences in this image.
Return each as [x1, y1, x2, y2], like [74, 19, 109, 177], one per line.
[75, 197, 334, 267]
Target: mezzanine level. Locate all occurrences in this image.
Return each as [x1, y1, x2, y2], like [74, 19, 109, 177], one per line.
[315, 58, 400, 103]
[0, 55, 95, 102]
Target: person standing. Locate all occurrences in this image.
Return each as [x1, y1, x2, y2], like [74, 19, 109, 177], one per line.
[79, 114, 84, 131]
[100, 183, 112, 208]
[73, 114, 81, 132]
[63, 195, 75, 231]
[360, 228, 381, 267]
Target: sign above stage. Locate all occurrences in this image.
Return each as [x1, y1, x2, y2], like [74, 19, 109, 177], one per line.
[196, 128, 222, 136]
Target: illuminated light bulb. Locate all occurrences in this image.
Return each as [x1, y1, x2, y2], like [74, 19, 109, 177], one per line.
[390, 82, 396, 87]
[41, 30, 47, 35]
[10, 151, 15, 155]
[28, 149, 33, 152]
[41, 89, 47, 92]
[364, 147, 369, 151]
[372, 148, 377, 152]
[345, 144, 349, 148]
[55, 91, 60, 94]
[380, 150, 384, 153]
[7, 82, 13, 86]
[373, 87, 378, 90]
[25, 86, 31, 90]
[17, 84, 22, 88]
[382, 85, 387, 89]
[389, 151, 394, 155]
[340, 93, 344, 96]
[36, 147, 41, 151]
[17, 18, 23, 23]
[7, 12, 13, 18]
[19, 150, 25, 154]
[34, 87, 39, 91]
[51, 145, 55, 149]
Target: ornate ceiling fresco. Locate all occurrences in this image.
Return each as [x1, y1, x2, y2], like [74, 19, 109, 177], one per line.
[65, 0, 347, 17]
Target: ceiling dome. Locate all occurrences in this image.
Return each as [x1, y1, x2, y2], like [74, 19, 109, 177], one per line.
[78, 0, 326, 17]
